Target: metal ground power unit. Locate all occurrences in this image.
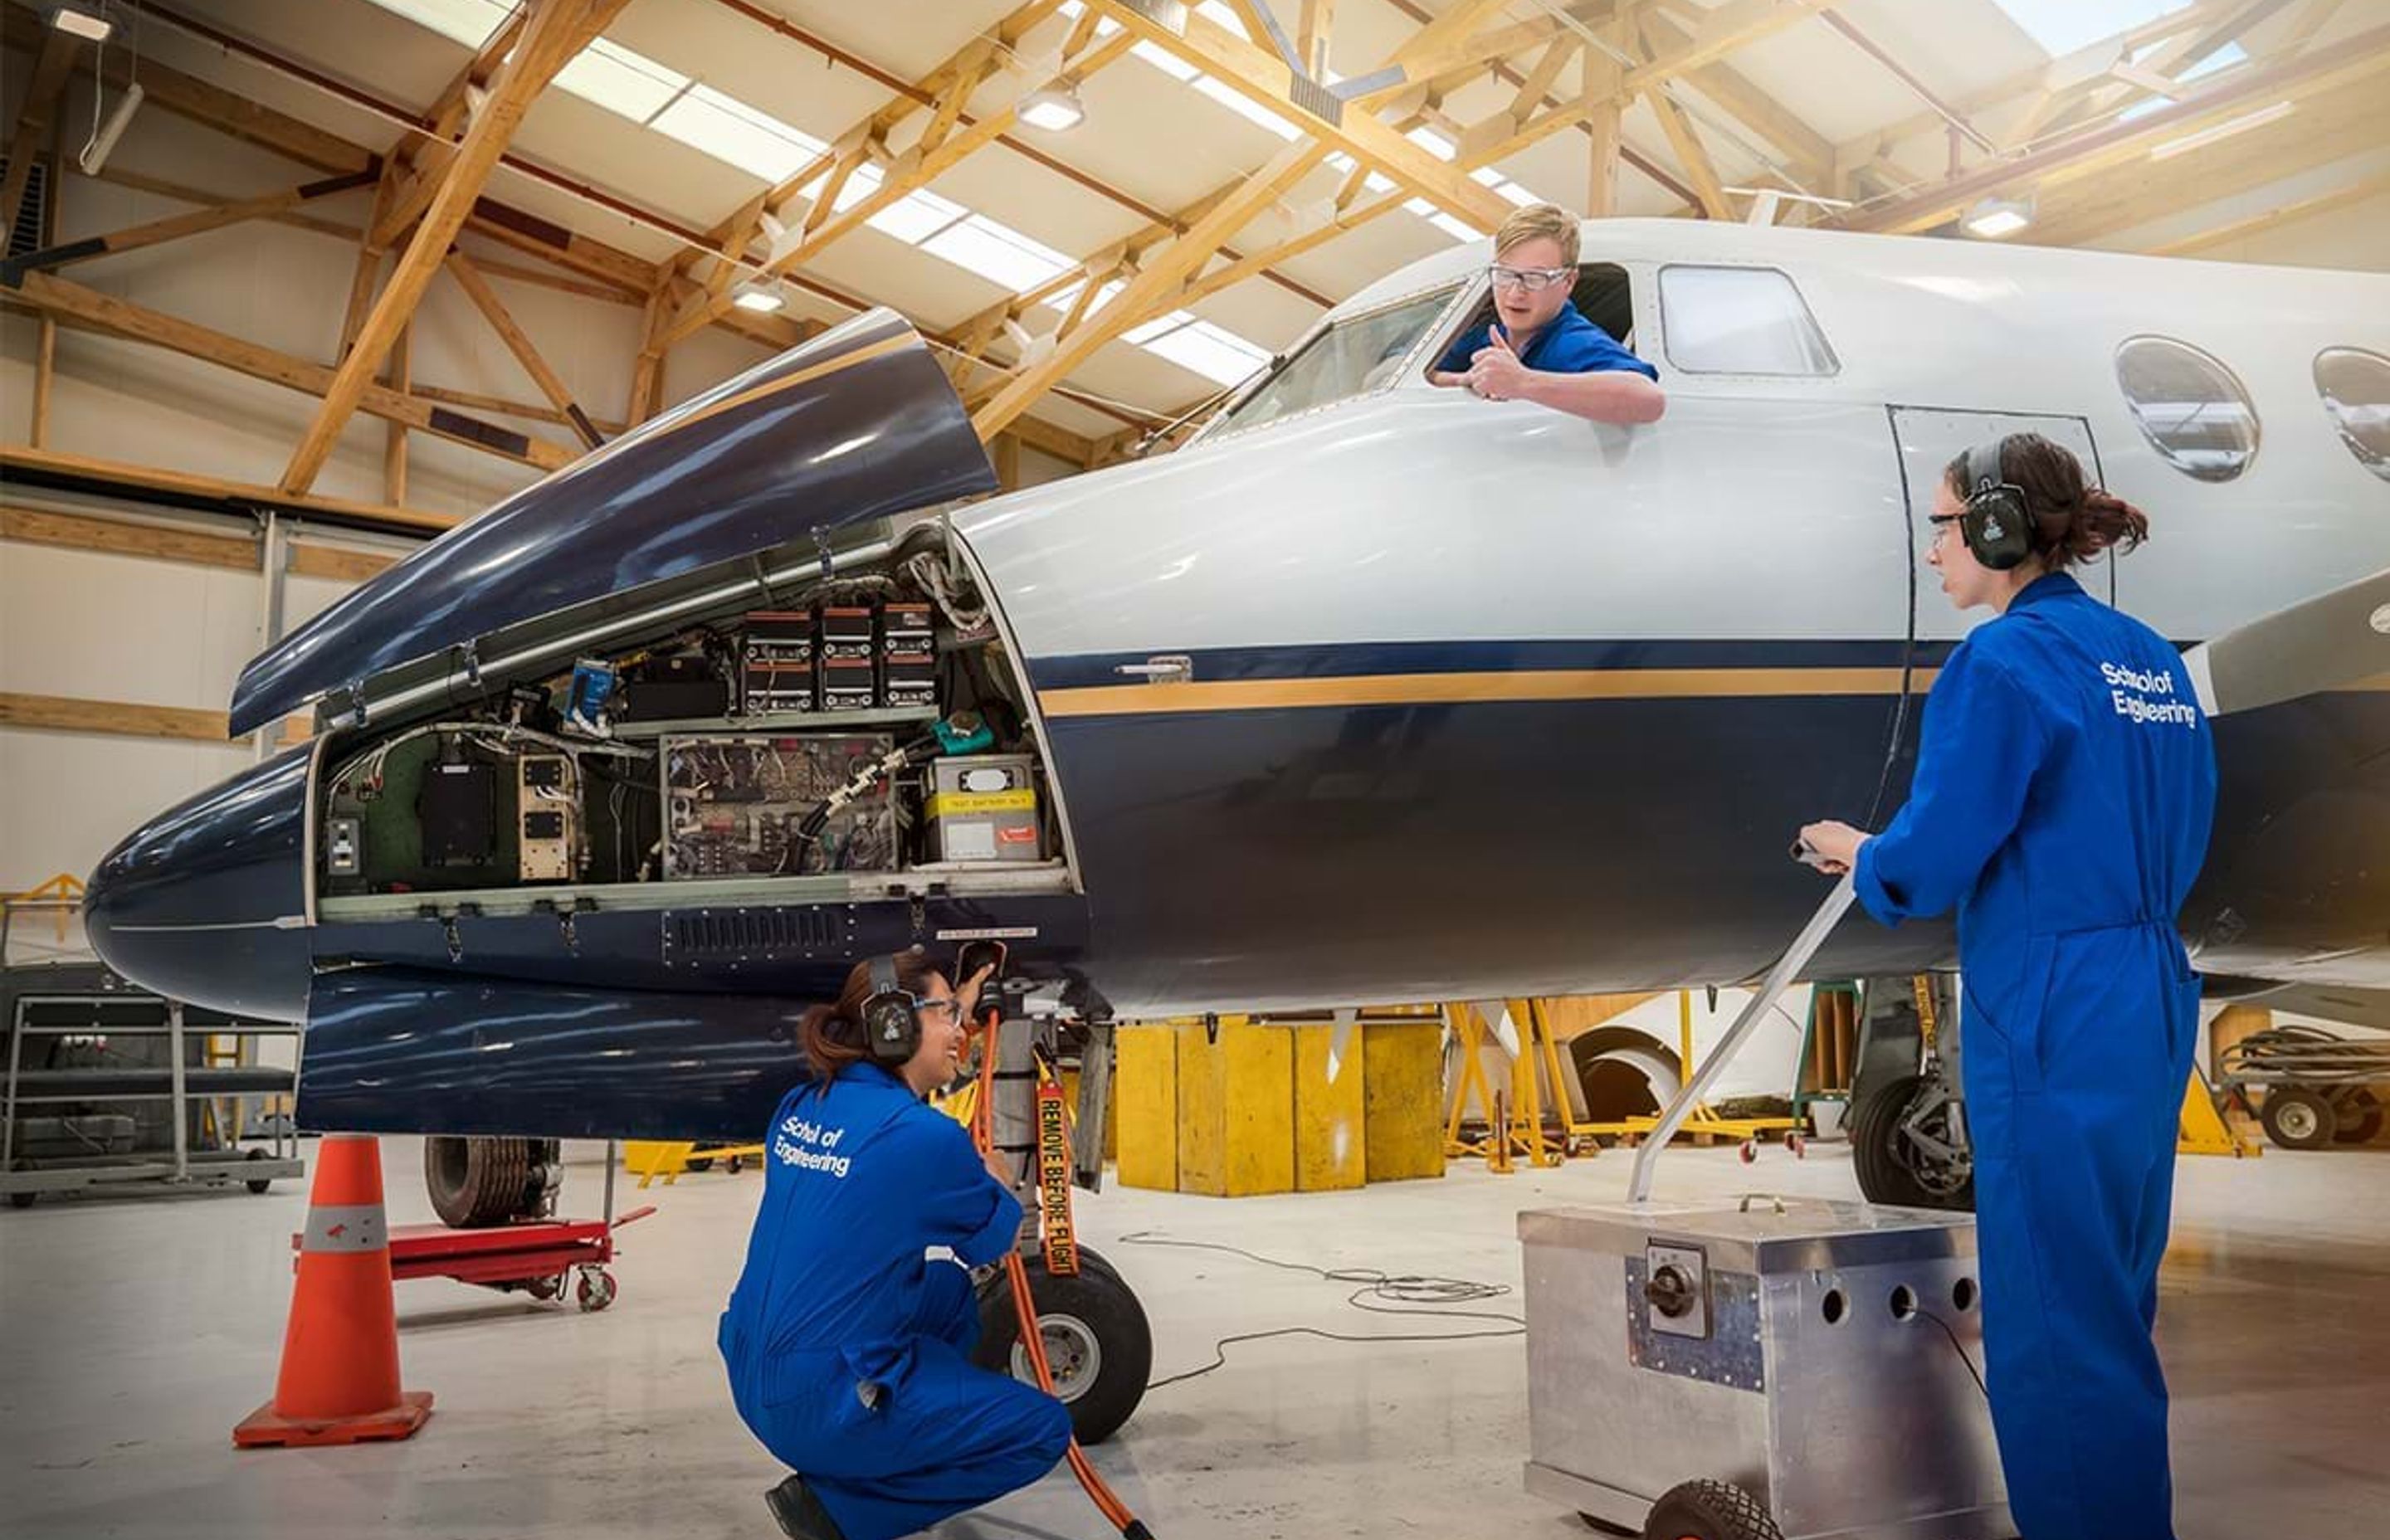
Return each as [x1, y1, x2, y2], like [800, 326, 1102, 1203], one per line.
[1520, 1198, 2012, 1540]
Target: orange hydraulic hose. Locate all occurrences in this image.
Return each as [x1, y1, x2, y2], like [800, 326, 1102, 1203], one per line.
[969, 1011, 1152, 1538]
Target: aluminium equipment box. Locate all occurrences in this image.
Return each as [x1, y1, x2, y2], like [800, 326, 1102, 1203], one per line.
[1519, 1198, 2011, 1540]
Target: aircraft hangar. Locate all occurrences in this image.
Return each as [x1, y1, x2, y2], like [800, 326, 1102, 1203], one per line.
[2, 2, 2388, 1537]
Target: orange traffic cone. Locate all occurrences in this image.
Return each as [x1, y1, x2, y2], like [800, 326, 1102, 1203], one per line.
[232, 1133, 433, 1448]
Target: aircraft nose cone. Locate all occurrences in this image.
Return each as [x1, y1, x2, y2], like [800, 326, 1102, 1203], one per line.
[85, 746, 315, 1021]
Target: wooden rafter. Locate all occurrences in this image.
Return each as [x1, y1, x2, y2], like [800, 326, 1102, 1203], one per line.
[1633, 10, 1833, 185]
[2148, 164, 2390, 256]
[657, 10, 1135, 350]
[2, 169, 381, 279]
[445, 251, 606, 448]
[6, 270, 577, 472]
[971, 139, 1331, 440]
[2023, 72, 2390, 248]
[1089, 1, 1513, 229]
[1, 28, 81, 236]
[1, 444, 452, 534]
[369, 10, 529, 251]
[280, 0, 632, 494]
[1834, 18, 2390, 234]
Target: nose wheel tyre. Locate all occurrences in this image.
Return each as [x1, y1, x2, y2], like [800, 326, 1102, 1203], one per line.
[1851, 1073, 1974, 1211]
[973, 1245, 1152, 1445]
[1642, 1479, 1782, 1540]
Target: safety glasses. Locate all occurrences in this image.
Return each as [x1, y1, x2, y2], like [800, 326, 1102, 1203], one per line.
[1488, 265, 1573, 292]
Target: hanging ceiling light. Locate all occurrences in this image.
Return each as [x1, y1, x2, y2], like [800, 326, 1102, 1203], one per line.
[731, 281, 786, 314]
[50, 3, 113, 41]
[1019, 81, 1086, 133]
[1961, 196, 2033, 240]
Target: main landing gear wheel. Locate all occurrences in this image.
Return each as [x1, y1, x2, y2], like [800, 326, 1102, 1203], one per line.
[1851, 1074, 1974, 1212]
[973, 1245, 1152, 1446]
[2261, 1086, 2338, 1150]
[1642, 1479, 1783, 1540]
[424, 1135, 560, 1227]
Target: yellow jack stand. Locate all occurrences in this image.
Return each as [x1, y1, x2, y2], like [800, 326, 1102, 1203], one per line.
[1443, 1003, 1562, 1172]
[623, 1140, 766, 1187]
[2178, 1066, 2260, 1157]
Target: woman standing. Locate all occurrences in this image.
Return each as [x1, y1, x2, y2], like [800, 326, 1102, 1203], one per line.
[719, 950, 1070, 1540]
[1802, 433, 2215, 1540]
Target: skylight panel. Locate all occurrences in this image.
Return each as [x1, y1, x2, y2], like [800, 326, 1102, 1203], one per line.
[1043, 277, 1127, 314]
[1192, 76, 1300, 137]
[357, 0, 511, 49]
[554, 38, 690, 123]
[1124, 312, 1196, 345]
[1427, 212, 1484, 242]
[1993, 2, 2196, 59]
[867, 189, 969, 245]
[922, 216, 1075, 290]
[1403, 197, 1437, 217]
[1131, 40, 1203, 80]
[1407, 126, 1456, 160]
[1142, 318, 1271, 386]
[797, 161, 887, 215]
[651, 85, 827, 183]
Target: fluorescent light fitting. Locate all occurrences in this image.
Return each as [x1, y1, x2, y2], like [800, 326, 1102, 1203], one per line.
[1019, 83, 1086, 133]
[732, 285, 785, 313]
[51, 3, 111, 40]
[78, 80, 143, 175]
[2148, 100, 2294, 160]
[1962, 197, 2032, 239]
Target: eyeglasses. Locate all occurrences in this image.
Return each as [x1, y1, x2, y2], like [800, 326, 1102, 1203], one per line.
[1924, 514, 1961, 543]
[917, 998, 961, 1021]
[1488, 265, 1573, 292]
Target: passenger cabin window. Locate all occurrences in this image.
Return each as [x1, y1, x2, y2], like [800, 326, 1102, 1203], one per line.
[1211, 282, 1463, 436]
[2115, 335, 2257, 482]
[1657, 265, 1836, 376]
[2314, 347, 2390, 482]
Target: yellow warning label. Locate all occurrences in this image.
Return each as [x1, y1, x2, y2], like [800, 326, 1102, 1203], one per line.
[926, 790, 1036, 819]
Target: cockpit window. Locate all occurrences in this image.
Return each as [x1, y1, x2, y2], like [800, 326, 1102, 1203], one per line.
[1209, 283, 1465, 436]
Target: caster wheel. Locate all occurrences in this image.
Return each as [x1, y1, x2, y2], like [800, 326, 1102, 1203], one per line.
[525, 1273, 565, 1303]
[1642, 1478, 1782, 1540]
[1739, 1139, 1758, 1164]
[1787, 1133, 1807, 1160]
[244, 1148, 275, 1195]
[576, 1268, 617, 1312]
[2261, 1086, 2338, 1151]
[2333, 1089, 2383, 1144]
[726, 1154, 744, 1173]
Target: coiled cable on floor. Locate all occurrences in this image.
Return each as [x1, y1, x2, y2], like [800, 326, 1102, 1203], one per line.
[1110, 1232, 1525, 1391]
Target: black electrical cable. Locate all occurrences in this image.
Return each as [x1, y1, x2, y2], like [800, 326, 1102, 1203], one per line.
[1916, 1308, 1989, 1401]
[1114, 1232, 1524, 1392]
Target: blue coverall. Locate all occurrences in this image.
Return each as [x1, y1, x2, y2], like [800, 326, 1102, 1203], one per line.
[719, 1061, 1071, 1540]
[1434, 299, 1657, 379]
[1854, 572, 2217, 1540]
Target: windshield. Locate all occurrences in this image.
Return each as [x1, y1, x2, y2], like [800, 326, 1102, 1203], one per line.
[1209, 283, 1465, 437]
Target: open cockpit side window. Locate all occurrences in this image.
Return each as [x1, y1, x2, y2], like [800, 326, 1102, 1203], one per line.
[1204, 280, 1468, 439]
[1431, 261, 1638, 371]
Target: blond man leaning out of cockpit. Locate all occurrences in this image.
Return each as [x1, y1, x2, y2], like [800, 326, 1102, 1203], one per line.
[1428, 203, 1666, 426]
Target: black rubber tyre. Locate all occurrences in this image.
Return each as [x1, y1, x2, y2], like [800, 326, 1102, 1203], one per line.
[425, 1135, 541, 1227]
[683, 1156, 715, 1172]
[1850, 1074, 1974, 1212]
[2262, 1086, 2339, 1150]
[243, 1148, 274, 1195]
[973, 1245, 1152, 1446]
[1642, 1479, 1783, 1540]
[2332, 1089, 2383, 1145]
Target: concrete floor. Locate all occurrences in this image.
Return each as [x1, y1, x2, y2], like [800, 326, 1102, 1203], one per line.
[3, 1136, 2387, 1538]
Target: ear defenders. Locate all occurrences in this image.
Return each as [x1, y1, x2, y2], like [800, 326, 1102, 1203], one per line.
[858, 954, 922, 1065]
[1959, 437, 2034, 572]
